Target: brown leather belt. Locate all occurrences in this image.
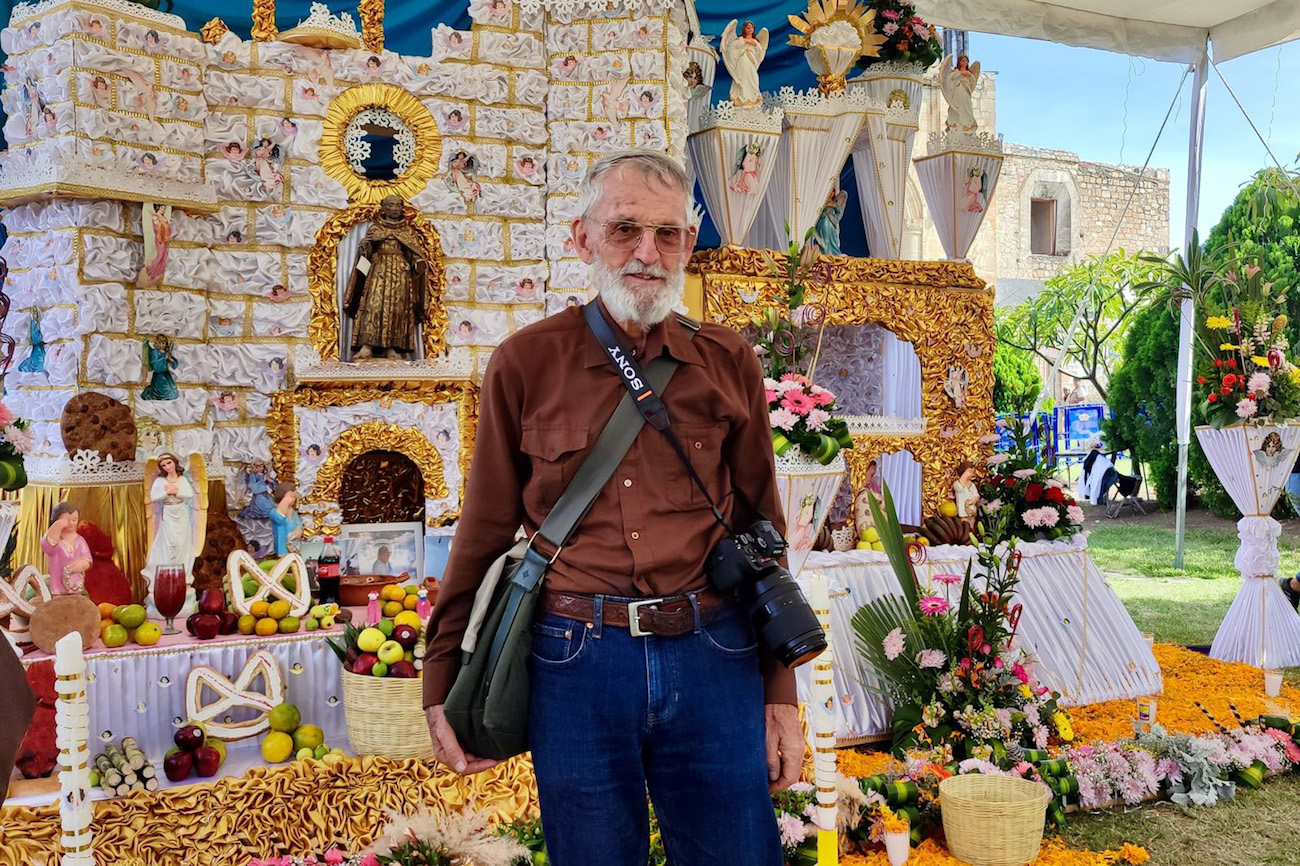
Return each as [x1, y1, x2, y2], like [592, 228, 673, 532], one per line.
[539, 589, 726, 637]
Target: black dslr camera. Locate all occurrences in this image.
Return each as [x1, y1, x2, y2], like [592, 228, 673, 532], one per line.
[705, 520, 826, 668]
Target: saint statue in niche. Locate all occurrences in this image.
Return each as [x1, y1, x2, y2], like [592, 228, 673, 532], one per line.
[344, 195, 430, 361]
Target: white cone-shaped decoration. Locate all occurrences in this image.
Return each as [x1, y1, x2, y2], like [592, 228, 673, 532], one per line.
[1198, 424, 1300, 668]
[775, 451, 846, 578]
[754, 87, 874, 250]
[848, 62, 924, 259]
[688, 101, 784, 247]
[913, 131, 1004, 261]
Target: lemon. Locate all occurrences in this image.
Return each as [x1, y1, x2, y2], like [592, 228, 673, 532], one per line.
[356, 627, 386, 653]
[292, 724, 324, 752]
[403, 594, 418, 611]
[250, 600, 270, 618]
[238, 614, 257, 635]
[268, 702, 301, 733]
[278, 616, 301, 634]
[102, 624, 129, 648]
[134, 622, 162, 646]
[862, 527, 880, 543]
[939, 501, 959, 518]
[871, 541, 885, 552]
[268, 600, 291, 620]
[382, 600, 404, 618]
[393, 610, 422, 630]
[255, 617, 279, 637]
[261, 731, 294, 763]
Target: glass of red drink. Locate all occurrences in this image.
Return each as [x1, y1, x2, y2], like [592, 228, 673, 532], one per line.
[153, 564, 186, 635]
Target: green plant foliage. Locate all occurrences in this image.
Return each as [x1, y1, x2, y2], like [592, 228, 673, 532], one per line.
[991, 341, 1042, 414]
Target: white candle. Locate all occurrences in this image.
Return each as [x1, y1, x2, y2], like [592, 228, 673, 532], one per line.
[1264, 669, 1283, 698]
[806, 571, 838, 858]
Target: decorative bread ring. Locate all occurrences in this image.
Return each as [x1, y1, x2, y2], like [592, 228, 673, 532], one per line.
[0, 565, 53, 634]
[226, 550, 310, 617]
[185, 649, 285, 740]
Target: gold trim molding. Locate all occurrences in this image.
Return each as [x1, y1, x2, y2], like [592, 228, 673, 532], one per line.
[267, 381, 479, 529]
[692, 249, 995, 517]
[359, 0, 385, 52]
[308, 201, 448, 361]
[320, 84, 441, 205]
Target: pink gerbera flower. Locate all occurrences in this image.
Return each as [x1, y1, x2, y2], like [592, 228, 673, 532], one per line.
[918, 595, 949, 616]
[782, 390, 816, 415]
[933, 573, 963, 586]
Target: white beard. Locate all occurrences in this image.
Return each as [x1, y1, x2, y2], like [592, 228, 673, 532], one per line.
[590, 258, 685, 329]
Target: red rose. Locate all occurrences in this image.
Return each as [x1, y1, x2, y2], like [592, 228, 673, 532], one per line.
[1222, 374, 1235, 387]
[1221, 386, 1232, 395]
[1046, 486, 1065, 504]
[1214, 359, 1223, 368]
[1196, 376, 1207, 385]
[1004, 477, 1016, 487]
[1227, 358, 1237, 369]
[1208, 393, 1219, 403]
[1248, 391, 1255, 399]
[1026, 483, 1043, 502]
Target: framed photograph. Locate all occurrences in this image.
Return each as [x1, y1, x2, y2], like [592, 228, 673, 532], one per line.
[423, 527, 456, 581]
[339, 521, 424, 581]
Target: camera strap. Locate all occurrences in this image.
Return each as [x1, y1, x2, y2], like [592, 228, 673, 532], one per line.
[583, 301, 733, 534]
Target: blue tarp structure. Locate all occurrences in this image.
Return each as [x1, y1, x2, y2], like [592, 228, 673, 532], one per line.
[0, 0, 886, 254]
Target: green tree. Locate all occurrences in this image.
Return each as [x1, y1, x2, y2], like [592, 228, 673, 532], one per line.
[998, 251, 1159, 401]
[991, 340, 1042, 414]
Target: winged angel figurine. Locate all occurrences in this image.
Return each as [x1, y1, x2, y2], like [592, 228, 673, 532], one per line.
[720, 19, 768, 108]
[143, 451, 208, 613]
[938, 53, 980, 133]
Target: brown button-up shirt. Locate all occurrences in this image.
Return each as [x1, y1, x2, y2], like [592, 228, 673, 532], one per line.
[422, 302, 795, 708]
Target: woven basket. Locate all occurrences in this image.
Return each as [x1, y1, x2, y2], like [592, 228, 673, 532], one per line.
[939, 774, 1050, 866]
[340, 669, 435, 759]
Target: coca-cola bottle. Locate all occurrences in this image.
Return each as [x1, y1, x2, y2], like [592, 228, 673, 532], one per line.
[316, 536, 341, 606]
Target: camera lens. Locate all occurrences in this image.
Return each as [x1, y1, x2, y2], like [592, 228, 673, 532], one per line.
[746, 562, 826, 668]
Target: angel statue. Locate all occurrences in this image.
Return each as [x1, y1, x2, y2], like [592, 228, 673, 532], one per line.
[938, 54, 980, 133]
[720, 19, 768, 107]
[343, 194, 430, 361]
[143, 451, 208, 618]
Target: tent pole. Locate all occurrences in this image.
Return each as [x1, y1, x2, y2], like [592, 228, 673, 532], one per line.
[1174, 41, 1209, 569]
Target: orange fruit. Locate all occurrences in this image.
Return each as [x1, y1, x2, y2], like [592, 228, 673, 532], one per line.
[250, 600, 270, 618]
[254, 617, 279, 637]
[403, 594, 418, 611]
[382, 600, 404, 618]
[237, 614, 257, 635]
[268, 600, 291, 621]
[97, 602, 118, 619]
[100, 620, 116, 637]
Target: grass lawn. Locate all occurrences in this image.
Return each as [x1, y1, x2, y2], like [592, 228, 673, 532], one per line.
[1087, 523, 1300, 580]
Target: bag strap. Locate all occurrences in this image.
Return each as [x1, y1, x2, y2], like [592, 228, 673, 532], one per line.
[583, 301, 735, 535]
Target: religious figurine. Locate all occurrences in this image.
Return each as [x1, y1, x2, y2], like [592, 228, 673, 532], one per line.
[136, 203, 172, 288]
[41, 503, 91, 595]
[141, 335, 178, 401]
[853, 459, 882, 537]
[268, 482, 303, 557]
[344, 195, 429, 361]
[366, 591, 381, 626]
[720, 19, 768, 108]
[789, 493, 821, 552]
[944, 364, 969, 409]
[16, 311, 44, 374]
[143, 452, 207, 613]
[938, 54, 980, 133]
[963, 166, 987, 213]
[728, 143, 762, 194]
[238, 461, 276, 521]
[952, 461, 979, 521]
[813, 185, 848, 255]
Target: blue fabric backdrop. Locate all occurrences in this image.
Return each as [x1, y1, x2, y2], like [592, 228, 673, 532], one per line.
[0, 0, 873, 253]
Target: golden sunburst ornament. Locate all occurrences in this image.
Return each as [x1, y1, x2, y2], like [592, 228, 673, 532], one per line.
[788, 0, 887, 95]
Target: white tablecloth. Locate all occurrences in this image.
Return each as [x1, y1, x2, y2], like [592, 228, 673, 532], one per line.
[795, 535, 1163, 743]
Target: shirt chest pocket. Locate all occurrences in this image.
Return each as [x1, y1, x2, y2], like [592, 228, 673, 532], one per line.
[520, 425, 590, 510]
[648, 421, 731, 510]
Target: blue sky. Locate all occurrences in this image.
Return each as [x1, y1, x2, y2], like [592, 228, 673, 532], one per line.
[974, 33, 1300, 251]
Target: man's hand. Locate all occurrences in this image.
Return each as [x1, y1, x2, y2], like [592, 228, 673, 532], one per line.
[764, 703, 803, 792]
[425, 704, 501, 776]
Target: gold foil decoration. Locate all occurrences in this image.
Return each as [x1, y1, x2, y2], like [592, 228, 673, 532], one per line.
[200, 17, 230, 45]
[250, 0, 278, 41]
[308, 201, 448, 361]
[359, 0, 385, 52]
[692, 248, 995, 517]
[319, 84, 442, 205]
[309, 420, 449, 509]
[267, 381, 478, 528]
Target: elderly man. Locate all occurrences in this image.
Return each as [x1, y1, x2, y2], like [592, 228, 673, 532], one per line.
[423, 149, 798, 865]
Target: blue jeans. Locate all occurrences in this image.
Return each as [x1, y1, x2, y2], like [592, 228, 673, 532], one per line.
[527, 599, 783, 866]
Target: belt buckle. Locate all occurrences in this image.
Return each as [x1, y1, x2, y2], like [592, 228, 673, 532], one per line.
[627, 597, 664, 637]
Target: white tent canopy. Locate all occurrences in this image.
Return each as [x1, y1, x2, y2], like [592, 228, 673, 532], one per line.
[914, 0, 1300, 63]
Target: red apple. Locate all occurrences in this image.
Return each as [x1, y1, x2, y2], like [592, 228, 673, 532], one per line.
[191, 613, 222, 640]
[344, 644, 360, 665]
[193, 745, 221, 778]
[186, 613, 201, 636]
[174, 724, 205, 752]
[391, 624, 418, 649]
[352, 652, 378, 676]
[218, 611, 239, 635]
[163, 749, 194, 782]
[388, 660, 417, 678]
[198, 588, 226, 614]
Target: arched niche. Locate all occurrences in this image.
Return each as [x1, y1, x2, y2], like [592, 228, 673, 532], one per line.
[341, 450, 425, 524]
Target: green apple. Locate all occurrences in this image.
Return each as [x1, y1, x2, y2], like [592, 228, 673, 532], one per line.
[371, 661, 388, 678]
[377, 619, 395, 637]
[313, 744, 329, 759]
[377, 640, 404, 665]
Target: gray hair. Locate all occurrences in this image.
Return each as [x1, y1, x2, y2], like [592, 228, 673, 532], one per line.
[576, 149, 694, 225]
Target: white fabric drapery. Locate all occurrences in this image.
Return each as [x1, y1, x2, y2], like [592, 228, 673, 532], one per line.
[796, 536, 1162, 743]
[913, 149, 1004, 262]
[880, 330, 922, 420]
[877, 451, 921, 526]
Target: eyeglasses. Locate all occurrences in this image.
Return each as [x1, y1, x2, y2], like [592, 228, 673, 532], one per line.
[596, 219, 693, 254]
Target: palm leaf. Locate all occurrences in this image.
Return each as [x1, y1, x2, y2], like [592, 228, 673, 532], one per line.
[957, 559, 973, 624]
[850, 594, 924, 698]
[867, 481, 919, 609]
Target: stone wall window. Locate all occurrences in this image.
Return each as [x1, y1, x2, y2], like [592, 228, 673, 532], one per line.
[1030, 197, 1058, 255]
